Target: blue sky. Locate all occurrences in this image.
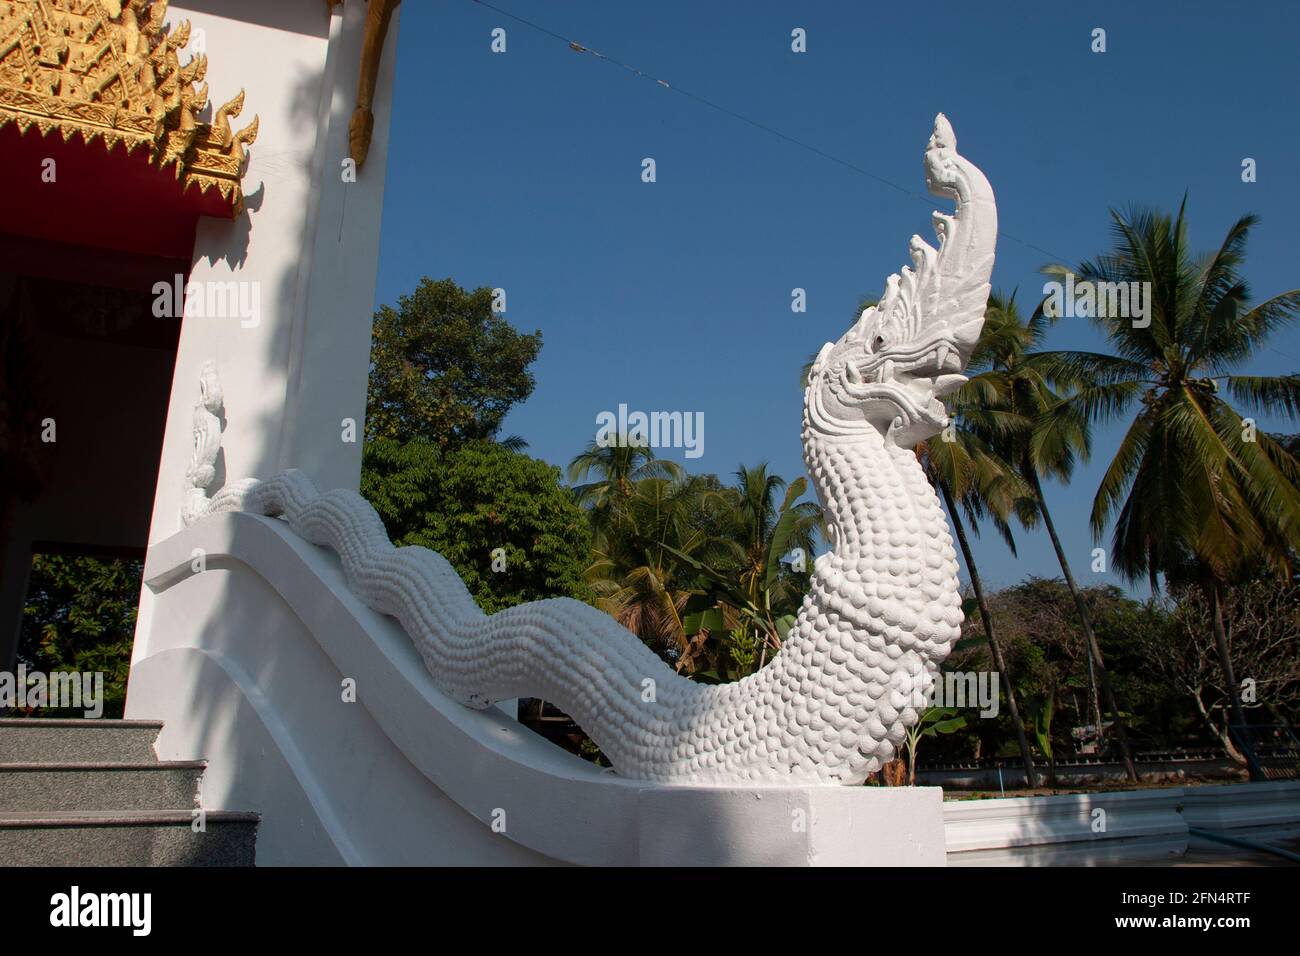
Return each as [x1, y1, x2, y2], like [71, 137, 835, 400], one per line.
[375, 0, 1300, 595]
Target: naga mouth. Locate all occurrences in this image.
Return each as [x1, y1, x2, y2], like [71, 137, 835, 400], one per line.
[843, 338, 968, 397]
[835, 336, 969, 436]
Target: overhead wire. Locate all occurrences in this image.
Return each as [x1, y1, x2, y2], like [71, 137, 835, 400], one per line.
[465, 0, 1297, 367]
[468, 0, 1062, 261]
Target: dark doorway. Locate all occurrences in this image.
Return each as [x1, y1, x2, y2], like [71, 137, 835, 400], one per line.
[0, 255, 183, 678]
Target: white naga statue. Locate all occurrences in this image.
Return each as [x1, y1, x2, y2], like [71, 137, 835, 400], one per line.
[183, 114, 996, 786]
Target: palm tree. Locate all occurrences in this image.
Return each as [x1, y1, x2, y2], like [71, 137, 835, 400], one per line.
[723, 464, 822, 669]
[923, 297, 1040, 788]
[980, 292, 1139, 780]
[570, 441, 704, 660]
[582, 473, 725, 662]
[1038, 201, 1300, 780]
[667, 464, 823, 678]
[568, 438, 682, 529]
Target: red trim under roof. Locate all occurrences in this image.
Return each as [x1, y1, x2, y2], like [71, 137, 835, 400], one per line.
[0, 122, 236, 262]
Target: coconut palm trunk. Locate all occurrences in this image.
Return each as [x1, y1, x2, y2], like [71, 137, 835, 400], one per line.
[941, 484, 1038, 789]
[1206, 576, 1266, 781]
[1026, 467, 1138, 782]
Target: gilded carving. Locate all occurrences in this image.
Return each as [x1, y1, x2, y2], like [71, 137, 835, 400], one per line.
[348, 0, 398, 169]
[0, 0, 258, 214]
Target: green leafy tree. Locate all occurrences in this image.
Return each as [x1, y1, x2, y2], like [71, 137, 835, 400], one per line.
[942, 577, 1187, 771]
[568, 438, 683, 532]
[1039, 202, 1300, 779]
[666, 464, 822, 680]
[361, 439, 591, 614]
[581, 471, 725, 664]
[366, 277, 542, 448]
[571, 442, 822, 681]
[569, 440, 722, 667]
[17, 554, 139, 718]
[726, 465, 822, 614]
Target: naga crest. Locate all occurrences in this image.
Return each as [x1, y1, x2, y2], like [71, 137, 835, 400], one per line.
[807, 114, 997, 446]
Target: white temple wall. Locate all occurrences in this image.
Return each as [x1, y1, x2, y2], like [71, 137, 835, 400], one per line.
[144, 0, 397, 549]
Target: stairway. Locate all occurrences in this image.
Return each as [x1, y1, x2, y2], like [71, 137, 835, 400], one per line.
[0, 718, 257, 866]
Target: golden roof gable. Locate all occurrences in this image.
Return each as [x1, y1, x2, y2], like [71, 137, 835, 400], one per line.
[0, 0, 258, 214]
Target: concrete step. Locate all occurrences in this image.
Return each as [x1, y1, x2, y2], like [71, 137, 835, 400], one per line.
[0, 718, 163, 763]
[0, 810, 258, 866]
[0, 762, 205, 812]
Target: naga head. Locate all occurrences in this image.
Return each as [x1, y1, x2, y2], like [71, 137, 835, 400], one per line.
[806, 114, 997, 446]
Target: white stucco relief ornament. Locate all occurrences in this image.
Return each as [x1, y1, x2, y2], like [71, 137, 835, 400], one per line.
[181, 360, 224, 529]
[181, 114, 996, 785]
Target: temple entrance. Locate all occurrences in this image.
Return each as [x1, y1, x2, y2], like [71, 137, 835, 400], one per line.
[0, 246, 184, 695]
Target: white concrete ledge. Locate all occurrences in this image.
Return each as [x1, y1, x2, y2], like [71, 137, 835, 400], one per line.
[943, 789, 1188, 866]
[942, 781, 1300, 865]
[1180, 780, 1300, 839]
